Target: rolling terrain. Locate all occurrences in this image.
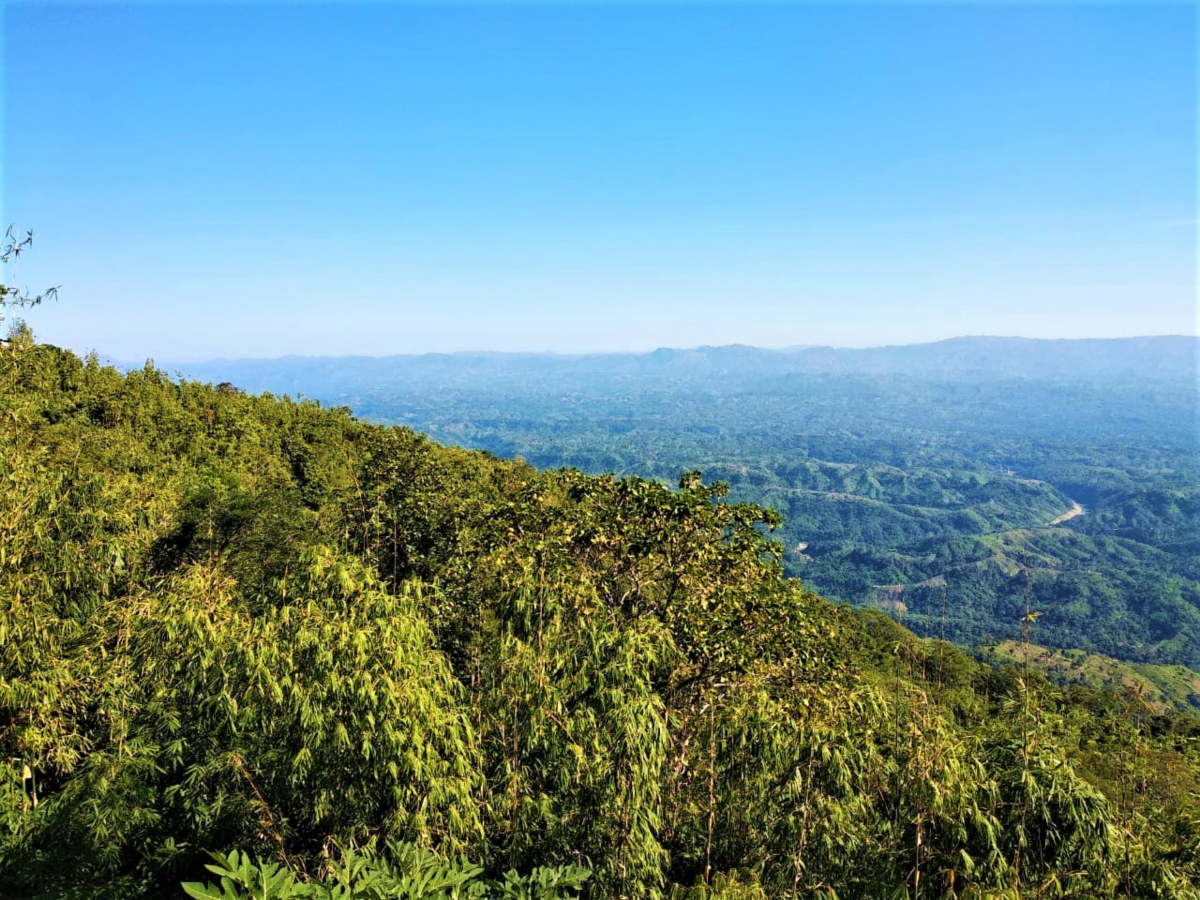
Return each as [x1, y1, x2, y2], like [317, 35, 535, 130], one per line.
[173, 336, 1200, 672]
[8, 332, 1200, 896]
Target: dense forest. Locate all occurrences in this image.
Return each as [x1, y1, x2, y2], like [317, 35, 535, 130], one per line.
[6, 329, 1200, 898]
[175, 341, 1200, 684]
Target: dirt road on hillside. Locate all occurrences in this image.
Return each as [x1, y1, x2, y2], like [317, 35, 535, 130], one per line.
[1046, 500, 1084, 527]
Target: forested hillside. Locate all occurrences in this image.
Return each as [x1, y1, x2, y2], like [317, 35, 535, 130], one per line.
[174, 340, 1200, 677]
[6, 331, 1200, 899]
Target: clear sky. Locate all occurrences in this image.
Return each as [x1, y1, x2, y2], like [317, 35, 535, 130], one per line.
[2, 1, 1196, 360]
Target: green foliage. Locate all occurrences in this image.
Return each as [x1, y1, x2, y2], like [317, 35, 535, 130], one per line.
[1, 337, 1199, 899]
[180, 844, 589, 899]
[218, 345, 1200, 671]
[981, 641, 1200, 713]
[669, 871, 770, 900]
[1, 226, 59, 320]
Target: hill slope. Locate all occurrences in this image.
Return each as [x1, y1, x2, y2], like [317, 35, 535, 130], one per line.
[172, 337, 1200, 670]
[5, 333, 1200, 899]
[981, 640, 1200, 713]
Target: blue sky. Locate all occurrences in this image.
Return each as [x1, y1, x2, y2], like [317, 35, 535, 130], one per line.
[2, 1, 1195, 360]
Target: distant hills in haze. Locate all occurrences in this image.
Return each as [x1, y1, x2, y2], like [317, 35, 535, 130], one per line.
[166, 335, 1199, 397]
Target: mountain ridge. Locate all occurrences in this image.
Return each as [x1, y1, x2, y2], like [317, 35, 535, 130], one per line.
[154, 333, 1198, 366]
[159, 334, 1199, 393]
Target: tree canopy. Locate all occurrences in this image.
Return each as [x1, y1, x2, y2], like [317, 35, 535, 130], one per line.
[2, 336, 1200, 899]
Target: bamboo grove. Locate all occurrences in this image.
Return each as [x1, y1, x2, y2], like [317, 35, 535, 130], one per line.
[2, 332, 1199, 899]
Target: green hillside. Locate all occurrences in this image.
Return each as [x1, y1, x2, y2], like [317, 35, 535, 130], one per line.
[981, 641, 1200, 714]
[5, 332, 1200, 899]
[184, 346, 1198, 672]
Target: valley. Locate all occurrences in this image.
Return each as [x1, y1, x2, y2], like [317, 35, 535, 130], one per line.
[176, 336, 1200, 679]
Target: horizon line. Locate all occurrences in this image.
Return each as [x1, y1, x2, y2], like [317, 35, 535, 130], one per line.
[111, 332, 1199, 367]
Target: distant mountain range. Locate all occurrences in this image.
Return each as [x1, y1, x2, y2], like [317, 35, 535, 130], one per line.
[137, 332, 1200, 675]
[164, 335, 1198, 396]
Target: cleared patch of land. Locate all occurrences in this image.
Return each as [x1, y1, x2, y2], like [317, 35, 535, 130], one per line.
[1046, 500, 1084, 527]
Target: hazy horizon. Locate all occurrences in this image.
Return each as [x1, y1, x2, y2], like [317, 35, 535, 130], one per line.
[15, 314, 1200, 367]
[87, 332, 1194, 369]
[4, 3, 1196, 360]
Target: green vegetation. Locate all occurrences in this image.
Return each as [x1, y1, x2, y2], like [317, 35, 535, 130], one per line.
[176, 341, 1199, 671]
[5, 332, 1200, 898]
[981, 641, 1200, 714]
[180, 844, 590, 900]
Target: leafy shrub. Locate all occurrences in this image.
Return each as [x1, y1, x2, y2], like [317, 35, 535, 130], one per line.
[181, 843, 589, 900]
